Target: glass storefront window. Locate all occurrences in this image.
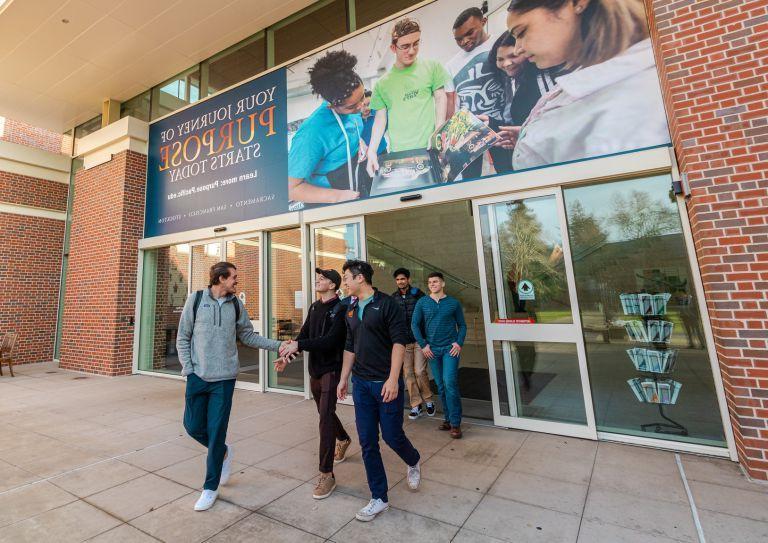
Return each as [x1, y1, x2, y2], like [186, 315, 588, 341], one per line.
[151, 67, 201, 121]
[354, 0, 421, 29]
[273, 0, 347, 66]
[564, 176, 726, 447]
[138, 244, 190, 374]
[74, 115, 102, 140]
[120, 91, 151, 122]
[206, 35, 266, 96]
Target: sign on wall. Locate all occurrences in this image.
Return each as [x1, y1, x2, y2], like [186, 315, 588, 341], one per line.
[144, 0, 670, 238]
[145, 69, 288, 237]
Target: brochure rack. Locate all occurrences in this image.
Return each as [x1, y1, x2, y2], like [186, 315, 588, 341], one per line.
[621, 293, 688, 436]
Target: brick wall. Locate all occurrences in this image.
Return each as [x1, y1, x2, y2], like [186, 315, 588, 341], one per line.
[0, 213, 64, 365]
[0, 172, 68, 211]
[0, 117, 65, 154]
[0, 163, 67, 367]
[648, 0, 768, 480]
[59, 150, 146, 376]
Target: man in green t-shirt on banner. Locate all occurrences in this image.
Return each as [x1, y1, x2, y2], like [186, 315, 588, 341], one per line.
[366, 17, 451, 176]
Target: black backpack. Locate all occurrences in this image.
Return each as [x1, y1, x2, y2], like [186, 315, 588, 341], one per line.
[192, 290, 240, 334]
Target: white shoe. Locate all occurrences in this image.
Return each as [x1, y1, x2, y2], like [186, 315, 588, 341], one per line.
[355, 498, 389, 522]
[407, 462, 421, 490]
[220, 444, 233, 486]
[194, 489, 218, 511]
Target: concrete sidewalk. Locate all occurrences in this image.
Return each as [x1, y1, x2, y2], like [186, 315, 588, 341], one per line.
[0, 362, 766, 542]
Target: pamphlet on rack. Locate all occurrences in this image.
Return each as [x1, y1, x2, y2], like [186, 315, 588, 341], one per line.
[627, 378, 682, 405]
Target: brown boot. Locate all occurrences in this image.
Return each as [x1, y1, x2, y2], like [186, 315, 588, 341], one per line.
[450, 426, 462, 439]
[438, 421, 451, 431]
[313, 472, 336, 499]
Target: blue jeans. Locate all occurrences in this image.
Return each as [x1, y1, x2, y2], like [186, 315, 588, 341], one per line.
[352, 375, 420, 501]
[429, 347, 462, 427]
[183, 373, 235, 491]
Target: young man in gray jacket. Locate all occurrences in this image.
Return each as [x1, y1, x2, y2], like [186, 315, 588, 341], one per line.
[176, 261, 285, 511]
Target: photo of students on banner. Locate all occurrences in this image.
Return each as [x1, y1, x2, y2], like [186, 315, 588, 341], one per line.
[285, 0, 670, 208]
[287, 51, 372, 209]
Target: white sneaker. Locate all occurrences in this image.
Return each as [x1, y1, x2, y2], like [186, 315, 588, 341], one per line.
[220, 444, 233, 486]
[194, 489, 218, 511]
[407, 462, 421, 490]
[355, 498, 389, 522]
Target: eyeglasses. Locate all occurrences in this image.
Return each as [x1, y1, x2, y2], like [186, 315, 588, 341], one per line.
[394, 40, 419, 51]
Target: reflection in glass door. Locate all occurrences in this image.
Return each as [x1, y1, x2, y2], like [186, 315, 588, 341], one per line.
[474, 190, 596, 438]
[311, 220, 364, 298]
[310, 219, 365, 404]
[266, 228, 305, 392]
[563, 176, 728, 448]
[226, 236, 262, 385]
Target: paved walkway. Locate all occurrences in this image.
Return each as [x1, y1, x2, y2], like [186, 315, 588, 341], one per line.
[1, 362, 767, 542]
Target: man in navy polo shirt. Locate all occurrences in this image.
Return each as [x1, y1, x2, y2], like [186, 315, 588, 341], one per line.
[337, 259, 421, 522]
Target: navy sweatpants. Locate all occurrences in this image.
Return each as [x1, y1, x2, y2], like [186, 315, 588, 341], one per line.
[183, 373, 235, 491]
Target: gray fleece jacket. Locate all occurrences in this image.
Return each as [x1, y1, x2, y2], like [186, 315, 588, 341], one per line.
[176, 289, 281, 382]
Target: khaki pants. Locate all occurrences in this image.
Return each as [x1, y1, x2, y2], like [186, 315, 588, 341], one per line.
[403, 343, 433, 408]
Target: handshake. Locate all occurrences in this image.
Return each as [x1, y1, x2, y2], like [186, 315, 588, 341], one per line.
[274, 340, 300, 373]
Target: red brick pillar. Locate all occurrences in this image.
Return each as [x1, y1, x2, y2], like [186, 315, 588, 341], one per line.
[648, 0, 768, 479]
[59, 118, 148, 376]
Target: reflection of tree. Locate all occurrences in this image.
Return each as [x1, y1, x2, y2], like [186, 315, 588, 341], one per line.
[567, 201, 614, 324]
[610, 190, 679, 240]
[498, 202, 565, 312]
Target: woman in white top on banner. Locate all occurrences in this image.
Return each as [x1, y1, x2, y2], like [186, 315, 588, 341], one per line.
[506, 0, 671, 170]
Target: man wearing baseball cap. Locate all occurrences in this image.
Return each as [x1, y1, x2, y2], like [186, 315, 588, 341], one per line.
[277, 267, 352, 499]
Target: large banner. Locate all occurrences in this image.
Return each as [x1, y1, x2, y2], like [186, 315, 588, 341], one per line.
[145, 69, 287, 237]
[145, 0, 670, 237]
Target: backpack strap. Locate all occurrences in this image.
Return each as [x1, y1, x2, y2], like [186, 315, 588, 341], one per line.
[233, 297, 241, 326]
[192, 290, 204, 328]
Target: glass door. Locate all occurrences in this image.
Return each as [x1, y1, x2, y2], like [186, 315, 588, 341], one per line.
[474, 189, 596, 438]
[309, 218, 366, 404]
[266, 228, 305, 393]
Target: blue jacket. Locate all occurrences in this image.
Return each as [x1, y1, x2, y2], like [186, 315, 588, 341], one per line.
[411, 295, 467, 349]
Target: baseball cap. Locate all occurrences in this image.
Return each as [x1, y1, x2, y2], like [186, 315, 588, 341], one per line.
[315, 268, 341, 289]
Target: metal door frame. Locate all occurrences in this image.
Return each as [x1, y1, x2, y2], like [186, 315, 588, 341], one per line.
[472, 187, 597, 439]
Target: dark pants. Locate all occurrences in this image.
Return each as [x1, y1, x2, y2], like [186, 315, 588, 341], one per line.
[310, 371, 350, 473]
[463, 146, 514, 179]
[352, 375, 420, 502]
[183, 373, 235, 491]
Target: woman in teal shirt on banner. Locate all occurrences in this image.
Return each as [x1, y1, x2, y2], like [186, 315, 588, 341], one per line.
[288, 51, 371, 207]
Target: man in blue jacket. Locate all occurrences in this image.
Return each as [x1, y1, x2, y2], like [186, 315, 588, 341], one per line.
[412, 271, 467, 438]
[337, 259, 421, 522]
